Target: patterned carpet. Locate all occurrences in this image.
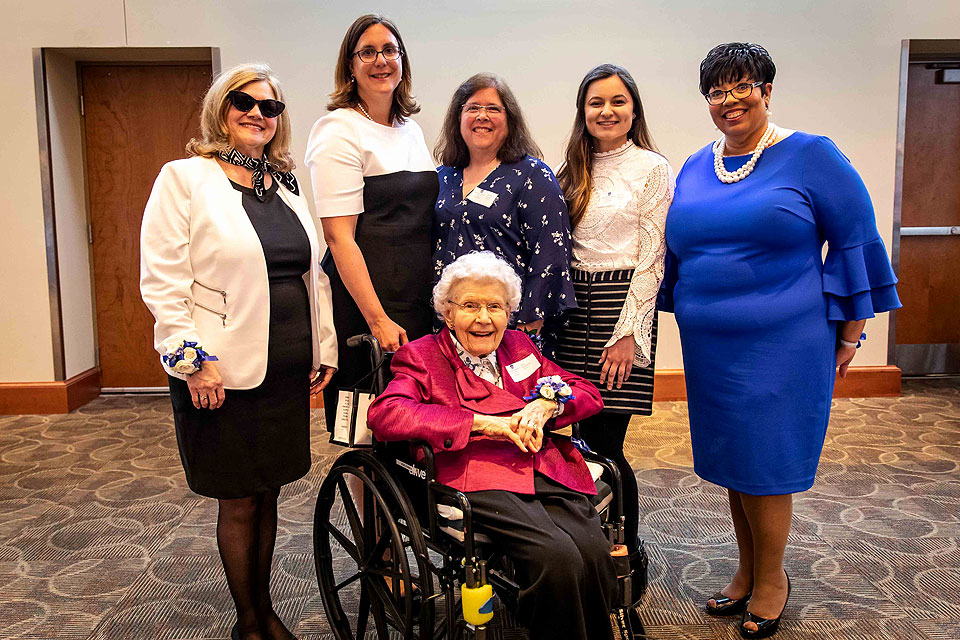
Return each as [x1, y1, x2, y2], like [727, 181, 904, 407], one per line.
[0, 378, 958, 639]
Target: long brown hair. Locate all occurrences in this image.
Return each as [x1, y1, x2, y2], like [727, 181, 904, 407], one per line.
[326, 14, 419, 123]
[186, 62, 294, 171]
[433, 72, 541, 168]
[558, 64, 658, 227]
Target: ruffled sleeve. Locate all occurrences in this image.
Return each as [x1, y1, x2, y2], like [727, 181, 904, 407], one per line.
[516, 157, 578, 323]
[802, 136, 902, 321]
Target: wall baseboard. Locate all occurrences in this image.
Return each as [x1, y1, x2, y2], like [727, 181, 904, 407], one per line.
[310, 366, 901, 407]
[652, 365, 901, 402]
[0, 367, 101, 415]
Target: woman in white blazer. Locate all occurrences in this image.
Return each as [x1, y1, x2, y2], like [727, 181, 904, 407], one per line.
[140, 63, 336, 640]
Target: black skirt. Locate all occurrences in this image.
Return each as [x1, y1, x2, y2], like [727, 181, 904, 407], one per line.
[555, 268, 657, 415]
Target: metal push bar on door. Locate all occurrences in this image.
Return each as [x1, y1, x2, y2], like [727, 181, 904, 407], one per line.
[900, 226, 960, 236]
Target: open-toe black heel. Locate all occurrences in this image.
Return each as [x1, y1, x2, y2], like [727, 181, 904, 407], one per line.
[705, 590, 751, 616]
[740, 570, 790, 639]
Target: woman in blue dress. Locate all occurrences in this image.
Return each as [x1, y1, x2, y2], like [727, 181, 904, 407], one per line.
[660, 43, 900, 639]
[433, 73, 577, 359]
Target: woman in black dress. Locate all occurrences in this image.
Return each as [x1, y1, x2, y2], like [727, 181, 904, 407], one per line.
[140, 63, 337, 640]
[305, 14, 438, 429]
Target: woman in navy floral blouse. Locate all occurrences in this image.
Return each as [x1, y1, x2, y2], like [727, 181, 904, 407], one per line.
[433, 72, 577, 358]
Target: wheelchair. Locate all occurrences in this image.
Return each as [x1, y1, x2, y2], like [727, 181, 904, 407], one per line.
[312, 334, 647, 639]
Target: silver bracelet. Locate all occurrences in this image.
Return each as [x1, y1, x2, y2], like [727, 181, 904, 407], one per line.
[839, 338, 858, 348]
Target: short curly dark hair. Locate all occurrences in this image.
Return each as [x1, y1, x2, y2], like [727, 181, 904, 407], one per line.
[699, 42, 776, 96]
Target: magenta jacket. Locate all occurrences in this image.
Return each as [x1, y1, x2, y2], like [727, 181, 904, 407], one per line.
[367, 328, 604, 494]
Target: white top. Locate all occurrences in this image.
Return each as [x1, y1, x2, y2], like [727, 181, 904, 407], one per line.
[571, 142, 675, 367]
[304, 108, 436, 218]
[140, 156, 337, 388]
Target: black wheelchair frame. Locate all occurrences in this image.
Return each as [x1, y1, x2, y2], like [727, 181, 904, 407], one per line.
[312, 334, 641, 639]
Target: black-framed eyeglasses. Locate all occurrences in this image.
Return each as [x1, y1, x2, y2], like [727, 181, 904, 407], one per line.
[461, 103, 505, 117]
[227, 90, 285, 118]
[447, 299, 508, 316]
[352, 45, 403, 64]
[703, 81, 764, 105]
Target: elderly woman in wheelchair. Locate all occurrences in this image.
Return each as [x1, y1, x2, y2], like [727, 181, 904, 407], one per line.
[364, 251, 619, 640]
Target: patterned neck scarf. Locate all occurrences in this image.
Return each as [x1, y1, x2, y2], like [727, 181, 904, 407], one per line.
[451, 332, 502, 388]
[217, 147, 299, 201]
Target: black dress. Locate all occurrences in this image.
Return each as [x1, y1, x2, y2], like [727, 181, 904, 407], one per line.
[321, 171, 438, 428]
[169, 179, 313, 499]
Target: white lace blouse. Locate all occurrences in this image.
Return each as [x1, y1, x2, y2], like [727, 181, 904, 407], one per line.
[571, 142, 675, 367]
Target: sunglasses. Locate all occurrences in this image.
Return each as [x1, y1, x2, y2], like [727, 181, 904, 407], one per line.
[227, 90, 285, 118]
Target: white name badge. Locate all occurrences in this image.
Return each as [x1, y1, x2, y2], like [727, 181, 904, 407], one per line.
[505, 353, 540, 383]
[466, 187, 498, 208]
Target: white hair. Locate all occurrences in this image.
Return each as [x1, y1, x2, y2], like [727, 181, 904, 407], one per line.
[432, 251, 522, 317]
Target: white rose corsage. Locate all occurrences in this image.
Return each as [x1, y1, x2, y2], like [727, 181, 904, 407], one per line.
[523, 375, 575, 410]
[163, 340, 218, 375]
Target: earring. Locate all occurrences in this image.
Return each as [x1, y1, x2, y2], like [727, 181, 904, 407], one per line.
[350, 75, 356, 83]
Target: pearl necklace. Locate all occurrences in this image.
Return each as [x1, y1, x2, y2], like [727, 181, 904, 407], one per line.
[713, 123, 778, 184]
[356, 102, 375, 122]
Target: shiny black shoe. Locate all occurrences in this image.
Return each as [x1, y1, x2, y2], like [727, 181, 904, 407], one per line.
[740, 571, 790, 639]
[705, 590, 751, 616]
[230, 622, 240, 640]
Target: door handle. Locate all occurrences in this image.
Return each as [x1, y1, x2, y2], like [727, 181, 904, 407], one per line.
[900, 226, 960, 236]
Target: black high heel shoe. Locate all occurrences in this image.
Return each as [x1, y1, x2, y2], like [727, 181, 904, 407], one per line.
[740, 571, 790, 639]
[705, 590, 751, 616]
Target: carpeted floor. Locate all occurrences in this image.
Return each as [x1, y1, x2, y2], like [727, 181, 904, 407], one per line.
[1, 378, 958, 639]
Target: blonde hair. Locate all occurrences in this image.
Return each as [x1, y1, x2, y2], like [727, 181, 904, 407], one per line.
[186, 62, 295, 172]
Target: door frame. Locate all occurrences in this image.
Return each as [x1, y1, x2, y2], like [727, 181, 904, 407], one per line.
[889, 39, 960, 375]
[32, 47, 220, 393]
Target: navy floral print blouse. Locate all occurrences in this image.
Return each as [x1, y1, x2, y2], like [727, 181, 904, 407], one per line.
[434, 156, 577, 324]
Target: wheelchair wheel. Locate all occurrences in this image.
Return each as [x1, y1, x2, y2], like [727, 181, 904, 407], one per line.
[314, 449, 435, 639]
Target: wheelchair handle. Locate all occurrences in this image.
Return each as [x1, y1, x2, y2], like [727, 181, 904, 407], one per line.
[346, 334, 389, 395]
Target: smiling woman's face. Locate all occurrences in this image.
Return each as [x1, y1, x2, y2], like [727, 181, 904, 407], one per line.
[224, 80, 278, 156]
[459, 87, 508, 160]
[443, 279, 509, 357]
[708, 76, 772, 147]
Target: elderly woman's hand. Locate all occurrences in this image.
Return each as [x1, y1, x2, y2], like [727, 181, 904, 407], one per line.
[472, 414, 530, 452]
[185, 361, 225, 410]
[510, 399, 554, 452]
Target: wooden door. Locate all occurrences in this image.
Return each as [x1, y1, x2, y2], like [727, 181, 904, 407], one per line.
[896, 59, 960, 374]
[82, 64, 211, 388]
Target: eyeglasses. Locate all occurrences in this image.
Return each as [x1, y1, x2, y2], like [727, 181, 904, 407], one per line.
[461, 103, 505, 117]
[703, 81, 764, 105]
[227, 90, 285, 118]
[353, 45, 403, 63]
[448, 299, 508, 316]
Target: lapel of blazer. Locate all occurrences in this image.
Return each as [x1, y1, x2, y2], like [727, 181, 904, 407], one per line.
[437, 329, 527, 415]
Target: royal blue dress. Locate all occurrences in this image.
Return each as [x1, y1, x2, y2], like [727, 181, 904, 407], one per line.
[434, 156, 577, 325]
[660, 132, 901, 495]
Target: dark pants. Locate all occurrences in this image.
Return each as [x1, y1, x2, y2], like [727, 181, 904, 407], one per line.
[466, 474, 616, 640]
[581, 412, 640, 553]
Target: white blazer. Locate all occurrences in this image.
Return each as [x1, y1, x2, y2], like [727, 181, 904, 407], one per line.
[140, 156, 337, 389]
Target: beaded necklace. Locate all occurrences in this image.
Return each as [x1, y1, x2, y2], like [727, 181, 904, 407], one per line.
[713, 123, 777, 184]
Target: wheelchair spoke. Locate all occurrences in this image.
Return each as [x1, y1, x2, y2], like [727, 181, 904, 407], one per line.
[334, 570, 362, 592]
[366, 572, 406, 628]
[335, 476, 365, 558]
[365, 523, 393, 567]
[367, 576, 392, 638]
[356, 581, 370, 638]
[324, 520, 360, 562]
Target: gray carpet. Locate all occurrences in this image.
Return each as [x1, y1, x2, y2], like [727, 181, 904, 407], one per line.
[0, 379, 958, 639]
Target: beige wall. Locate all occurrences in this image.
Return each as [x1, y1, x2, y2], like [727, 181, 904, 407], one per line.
[4, 0, 958, 380]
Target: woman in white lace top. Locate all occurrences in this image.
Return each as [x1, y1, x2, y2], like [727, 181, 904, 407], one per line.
[556, 64, 674, 619]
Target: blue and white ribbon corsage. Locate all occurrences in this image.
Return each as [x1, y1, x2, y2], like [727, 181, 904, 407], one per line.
[524, 375, 575, 405]
[163, 340, 218, 375]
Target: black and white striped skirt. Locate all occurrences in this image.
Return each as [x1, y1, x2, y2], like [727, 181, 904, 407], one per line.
[556, 268, 657, 415]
